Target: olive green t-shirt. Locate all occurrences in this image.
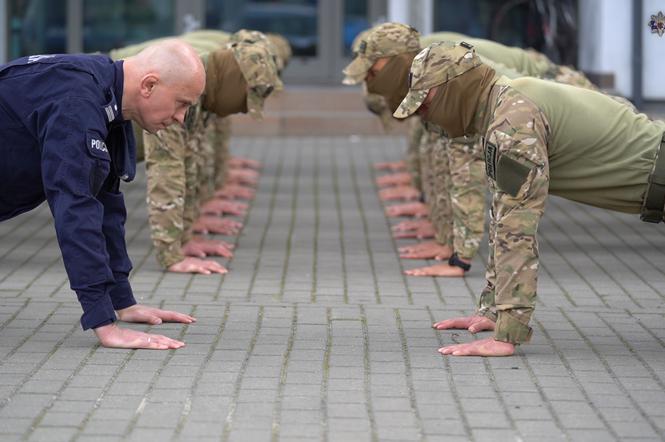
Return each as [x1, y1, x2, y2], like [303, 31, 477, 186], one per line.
[505, 77, 664, 213]
[422, 32, 552, 77]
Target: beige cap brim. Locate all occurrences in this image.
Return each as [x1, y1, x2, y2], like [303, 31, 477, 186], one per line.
[247, 90, 265, 121]
[392, 89, 429, 119]
[342, 56, 373, 85]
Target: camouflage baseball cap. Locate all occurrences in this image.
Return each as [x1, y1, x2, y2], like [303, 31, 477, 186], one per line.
[230, 29, 285, 74]
[266, 33, 292, 68]
[342, 22, 421, 85]
[229, 41, 282, 120]
[393, 41, 481, 119]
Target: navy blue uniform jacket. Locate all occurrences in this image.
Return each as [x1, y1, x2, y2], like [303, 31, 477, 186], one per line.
[0, 54, 137, 329]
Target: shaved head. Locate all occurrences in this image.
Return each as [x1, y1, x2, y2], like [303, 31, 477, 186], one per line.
[122, 39, 206, 133]
[133, 39, 205, 87]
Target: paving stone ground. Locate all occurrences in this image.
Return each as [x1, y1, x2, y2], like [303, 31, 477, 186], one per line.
[1, 135, 665, 442]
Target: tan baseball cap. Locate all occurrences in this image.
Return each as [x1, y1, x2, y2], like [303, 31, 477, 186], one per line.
[342, 22, 421, 85]
[393, 41, 481, 119]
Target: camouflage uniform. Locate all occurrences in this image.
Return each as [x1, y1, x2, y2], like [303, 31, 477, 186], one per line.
[394, 41, 665, 345]
[112, 38, 280, 269]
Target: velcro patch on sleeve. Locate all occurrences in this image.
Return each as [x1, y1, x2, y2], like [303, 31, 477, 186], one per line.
[485, 141, 497, 180]
[496, 154, 534, 197]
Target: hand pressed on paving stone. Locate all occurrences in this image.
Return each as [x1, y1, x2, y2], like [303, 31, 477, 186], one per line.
[379, 186, 421, 202]
[93, 305, 197, 350]
[183, 237, 234, 258]
[432, 315, 495, 333]
[228, 156, 262, 170]
[392, 219, 432, 233]
[215, 184, 256, 200]
[404, 263, 465, 277]
[374, 160, 406, 171]
[392, 223, 435, 239]
[200, 199, 248, 216]
[385, 202, 429, 218]
[193, 216, 242, 235]
[227, 169, 259, 186]
[399, 242, 452, 259]
[438, 338, 515, 357]
[168, 257, 228, 275]
[376, 172, 412, 188]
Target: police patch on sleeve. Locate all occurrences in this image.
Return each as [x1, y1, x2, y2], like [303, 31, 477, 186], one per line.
[86, 131, 111, 161]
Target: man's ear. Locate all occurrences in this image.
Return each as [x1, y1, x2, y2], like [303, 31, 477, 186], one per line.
[139, 74, 160, 98]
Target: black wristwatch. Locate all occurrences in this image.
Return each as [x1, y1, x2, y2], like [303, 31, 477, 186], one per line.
[448, 253, 471, 272]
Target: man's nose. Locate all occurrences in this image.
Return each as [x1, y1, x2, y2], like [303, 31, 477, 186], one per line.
[174, 109, 187, 125]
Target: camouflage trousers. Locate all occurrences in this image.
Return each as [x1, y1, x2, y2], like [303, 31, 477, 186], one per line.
[417, 125, 487, 259]
[144, 109, 206, 269]
[405, 116, 424, 192]
[213, 116, 232, 190]
[477, 85, 550, 345]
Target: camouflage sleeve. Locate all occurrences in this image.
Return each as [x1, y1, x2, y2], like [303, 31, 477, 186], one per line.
[214, 116, 232, 189]
[446, 136, 487, 259]
[480, 88, 550, 345]
[418, 126, 435, 203]
[183, 127, 206, 241]
[197, 113, 216, 203]
[144, 128, 187, 269]
[406, 117, 424, 192]
[428, 135, 453, 247]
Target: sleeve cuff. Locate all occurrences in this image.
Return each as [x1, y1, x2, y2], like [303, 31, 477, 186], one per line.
[109, 275, 137, 311]
[494, 310, 532, 344]
[76, 283, 117, 330]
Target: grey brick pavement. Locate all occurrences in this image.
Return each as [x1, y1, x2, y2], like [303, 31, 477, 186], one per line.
[1, 136, 665, 441]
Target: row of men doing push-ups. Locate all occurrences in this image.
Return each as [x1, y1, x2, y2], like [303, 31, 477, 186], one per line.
[0, 29, 290, 349]
[1, 23, 663, 357]
[343, 23, 664, 356]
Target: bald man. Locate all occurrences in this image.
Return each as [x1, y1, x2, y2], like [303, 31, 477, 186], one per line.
[0, 39, 206, 350]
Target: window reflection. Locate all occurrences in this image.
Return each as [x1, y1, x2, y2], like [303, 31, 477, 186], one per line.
[83, 0, 175, 53]
[9, 0, 66, 58]
[343, 0, 369, 56]
[206, 0, 318, 57]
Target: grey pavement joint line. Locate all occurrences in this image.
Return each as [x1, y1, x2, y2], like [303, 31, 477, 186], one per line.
[547, 204, 650, 307]
[0, 217, 52, 262]
[516, 349, 572, 440]
[221, 305, 264, 442]
[122, 303, 196, 439]
[532, 317, 621, 441]
[0, 306, 79, 410]
[0, 302, 63, 368]
[364, 150, 419, 306]
[359, 304, 378, 442]
[70, 348, 136, 441]
[393, 308, 426, 441]
[172, 302, 231, 440]
[278, 145, 302, 302]
[564, 200, 665, 291]
[330, 147, 349, 304]
[270, 305, 298, 442]
[0, 298, 30, 332]
[595, 312, 665, 436]
[211, 144, 269, 301]
[320, 307, 332, 442]
[425, 306, 474, 441]
[310, 146, 321, 303]
[21, 342, 99, 440]
[349, 146, 381, 304]
[481, 354, 523, 438]
[539, 216, 624, 309]
[559, 308, 664, 439]
[245, 154, 285, 301]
